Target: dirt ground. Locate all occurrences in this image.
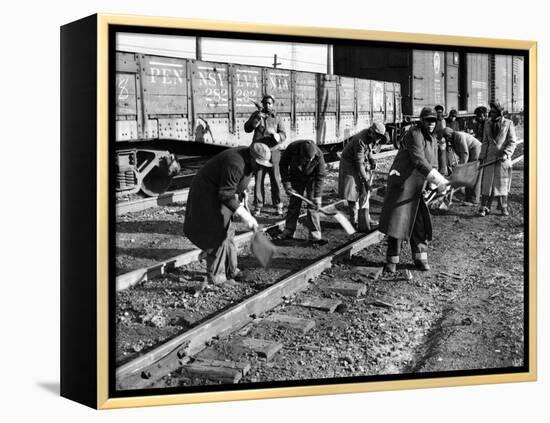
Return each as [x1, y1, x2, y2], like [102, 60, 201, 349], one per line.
[116, 148, 525, 386]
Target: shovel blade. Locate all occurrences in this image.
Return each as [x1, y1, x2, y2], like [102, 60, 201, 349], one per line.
[333, 212, 356, 235]
[251, 231, 276, 268]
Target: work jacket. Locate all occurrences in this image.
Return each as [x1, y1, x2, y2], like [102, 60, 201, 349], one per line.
[449, 131, 482, 164]
[244, 110, 287, 149]
[280, 140, 326, 198]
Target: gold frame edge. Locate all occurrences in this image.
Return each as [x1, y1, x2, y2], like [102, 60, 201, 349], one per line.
[95, 13, 537, 410]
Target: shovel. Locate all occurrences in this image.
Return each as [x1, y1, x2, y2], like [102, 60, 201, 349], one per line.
[289, 191, 356, 235]
[358, 172, 376, 232]
[251, 229, 276, 268]
[243, 192, 276, 268]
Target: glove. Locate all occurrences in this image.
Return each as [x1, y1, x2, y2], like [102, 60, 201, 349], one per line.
[499, 153, 509, 162]
[426, 168, 450, 193]
[284, 183, 295, 196]
[313, 197, 322, 209]
[234, 205, 259, 231]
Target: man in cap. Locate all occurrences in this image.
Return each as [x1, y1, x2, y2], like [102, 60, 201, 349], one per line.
[473, 106, 488, 141]
[379, 107, 449, 273]
[442, 127, 482, 204]
[279, 139, 327, 241]
[184, 143, 271, 284]
[478, 101, 518, 217]
[338, 122, 386, 231]
[244, 94, 287, 217]
[447, 109, 460, 131]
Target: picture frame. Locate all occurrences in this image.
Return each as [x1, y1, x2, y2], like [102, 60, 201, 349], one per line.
[60, 13, 537, 409]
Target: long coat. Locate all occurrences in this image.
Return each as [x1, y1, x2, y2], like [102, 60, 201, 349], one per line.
[184, 147, 253, 250]
[338, 129, 377, 202]
[479, 117, 517, 196]
[379, 126, 439, 241]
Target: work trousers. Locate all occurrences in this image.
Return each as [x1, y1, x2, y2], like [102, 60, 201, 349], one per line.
[480, 194, 507, 211]
[254, 149, 281, 208]
[386, 209, 429, 265]
[204, 223, 238, 284]
[438, 139, 448, 176]
[285, 179, 321, 237]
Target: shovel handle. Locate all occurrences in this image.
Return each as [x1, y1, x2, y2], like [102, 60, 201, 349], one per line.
[478, 158, 502, 169]
[289, 191, 334, 216]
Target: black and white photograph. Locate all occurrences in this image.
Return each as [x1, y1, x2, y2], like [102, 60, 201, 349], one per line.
[111, 26, 529, 397]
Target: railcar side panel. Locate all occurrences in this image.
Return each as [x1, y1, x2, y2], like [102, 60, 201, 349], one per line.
[293, 71, 317, 141]
[411, 50, 446, 116]
[339, 76, 356, 140]
[512, 56, 524, 113]
[371, 80, 385, 124]
[445, 52, 460, 112]
[317, 74, 338, 145]
[466, 53, 489, 112]
[356, 79, 372, 130]
[384, 82, 395, 124]
[232, 64, 262, 146]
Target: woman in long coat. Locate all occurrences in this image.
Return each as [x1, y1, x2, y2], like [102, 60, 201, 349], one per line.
[478, 102, 518, 216]
[379, 107, 448, 273]
[338, 122, 386, 231]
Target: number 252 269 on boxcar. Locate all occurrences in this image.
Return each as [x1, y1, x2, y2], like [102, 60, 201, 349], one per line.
[114, 51, 402, 197]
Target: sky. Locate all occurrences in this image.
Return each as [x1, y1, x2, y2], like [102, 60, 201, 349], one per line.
[117, 33, 329, 73]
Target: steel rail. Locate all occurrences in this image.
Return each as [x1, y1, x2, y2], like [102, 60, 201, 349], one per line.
[115, 199, 348, 291]
[116, 229, 385, 390]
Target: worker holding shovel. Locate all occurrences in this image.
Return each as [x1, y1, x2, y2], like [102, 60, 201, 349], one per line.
[379, 107, 449, 273]
[278, 139, 327, 242]
[338, 122, 387, 232]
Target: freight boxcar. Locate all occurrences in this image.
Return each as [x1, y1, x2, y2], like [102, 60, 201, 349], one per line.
[333, 46, 524, 126]
[115, 52, 402, 196]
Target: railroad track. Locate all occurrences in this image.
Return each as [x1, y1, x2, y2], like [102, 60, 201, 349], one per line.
[116, 224, 385, 390]
[115, 147, 526, 391]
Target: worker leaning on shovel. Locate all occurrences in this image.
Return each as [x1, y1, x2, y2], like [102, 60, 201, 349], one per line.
[379, 107, 449, 273]
[338, 122, 387, 232]
[278, 139, 327, 242]
[184, 143, 272, 285]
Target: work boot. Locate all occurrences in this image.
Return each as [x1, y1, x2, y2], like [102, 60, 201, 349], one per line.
[383, 263, 397, 273]
[414, 260, 431, 271]
[227, 267, 244, 281]
[501, 206, 510, 216]
[478, 206, 490, 217]
[278, 228, 294, 240]
[209, 274, 227, 285]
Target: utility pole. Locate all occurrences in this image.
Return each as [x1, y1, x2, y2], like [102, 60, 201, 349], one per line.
[327, 44, 333, 75]
[272, 53, 282, 68]
[196, 37, 202, 61]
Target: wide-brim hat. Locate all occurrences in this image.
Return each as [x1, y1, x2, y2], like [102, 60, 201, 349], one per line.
[250, 142, 272, 167]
